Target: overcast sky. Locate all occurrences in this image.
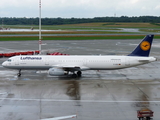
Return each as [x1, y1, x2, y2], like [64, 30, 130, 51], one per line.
[0, 0, 160, 18]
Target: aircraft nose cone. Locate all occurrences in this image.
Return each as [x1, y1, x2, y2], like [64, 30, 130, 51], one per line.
[2, 62, 6, 67]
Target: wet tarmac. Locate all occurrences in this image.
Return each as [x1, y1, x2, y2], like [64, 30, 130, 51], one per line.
[0, 39, 160, 120]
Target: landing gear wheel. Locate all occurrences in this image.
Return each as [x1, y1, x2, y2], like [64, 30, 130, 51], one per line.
[17, 73, 21, 77]
[77, 71, 82, 77]
[17, 69, 21, 77]
[146, 117, 150, 120]
[72, 74, 77, 78]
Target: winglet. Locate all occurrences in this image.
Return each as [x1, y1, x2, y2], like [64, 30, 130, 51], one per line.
[128, 35, 154, 57]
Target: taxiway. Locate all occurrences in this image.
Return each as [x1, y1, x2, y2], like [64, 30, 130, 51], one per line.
[0, 39, 160, 120]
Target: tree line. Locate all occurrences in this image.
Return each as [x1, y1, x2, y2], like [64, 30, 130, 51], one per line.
[0, 16, 160, 25]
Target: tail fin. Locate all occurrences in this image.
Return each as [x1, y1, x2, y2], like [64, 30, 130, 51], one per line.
[128, 35, 154, 57]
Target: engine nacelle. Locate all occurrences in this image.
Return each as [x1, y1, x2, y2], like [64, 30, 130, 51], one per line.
[48, 68, 66, 76]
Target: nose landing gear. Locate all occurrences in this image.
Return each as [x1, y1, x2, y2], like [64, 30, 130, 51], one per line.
[17, 69, 21, 77]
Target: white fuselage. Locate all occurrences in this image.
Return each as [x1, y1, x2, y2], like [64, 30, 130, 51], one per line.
[2, 55, 157, 70]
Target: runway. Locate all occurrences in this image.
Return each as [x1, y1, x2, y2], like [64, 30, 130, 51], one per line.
[0, 39, 160, 120]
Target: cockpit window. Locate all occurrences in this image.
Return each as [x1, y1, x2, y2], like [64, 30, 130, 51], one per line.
[7, 59, 12, 62]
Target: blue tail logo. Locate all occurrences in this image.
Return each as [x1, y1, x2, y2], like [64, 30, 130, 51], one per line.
[128, 35, 154, 57]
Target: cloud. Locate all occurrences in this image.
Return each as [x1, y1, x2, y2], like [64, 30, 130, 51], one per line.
[0, 0, 160, 18]
[155, 5, 160, 10]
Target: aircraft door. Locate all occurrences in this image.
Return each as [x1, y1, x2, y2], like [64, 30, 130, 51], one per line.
[15, 58, 19, 65]
[83, 58, 88, 66]
[125, 57, 130, 66]
[45, 58, 49, 65]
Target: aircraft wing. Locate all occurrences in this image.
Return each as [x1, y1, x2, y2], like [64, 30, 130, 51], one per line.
[52, 64, 89, 71]
[40, 115, 77, 120]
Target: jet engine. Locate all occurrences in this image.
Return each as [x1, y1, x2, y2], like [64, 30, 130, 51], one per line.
[48, 68, 67, 76]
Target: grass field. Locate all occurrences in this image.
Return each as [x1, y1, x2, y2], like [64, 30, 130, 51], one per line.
[1, 35, 160, 41]
[58, 22, 160, 28]
[1, 22, 160, 41]
[3, 22, 160, 29]
[0, 31, 130, 35]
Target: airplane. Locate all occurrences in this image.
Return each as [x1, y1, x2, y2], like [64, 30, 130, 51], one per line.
[40, 115, 77, 120]
[2, 34, 157, 78]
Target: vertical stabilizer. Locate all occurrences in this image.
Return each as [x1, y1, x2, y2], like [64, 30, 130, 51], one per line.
[128, 35, 154, 57]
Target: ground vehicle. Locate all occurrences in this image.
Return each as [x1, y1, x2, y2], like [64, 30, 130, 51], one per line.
[137, 108, 154, 120]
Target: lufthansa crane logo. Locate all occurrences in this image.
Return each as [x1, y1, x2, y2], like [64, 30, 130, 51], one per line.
[140, 41, 150, 51]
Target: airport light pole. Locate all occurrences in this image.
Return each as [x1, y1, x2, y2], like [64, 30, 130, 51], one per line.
[39, 0, 42, 54]
[39, 0, 42, 114]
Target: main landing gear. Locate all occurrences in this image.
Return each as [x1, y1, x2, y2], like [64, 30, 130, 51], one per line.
[71, 71, 82, 78]
[16, 70, 82, 78]
[17, 69, 21, 77]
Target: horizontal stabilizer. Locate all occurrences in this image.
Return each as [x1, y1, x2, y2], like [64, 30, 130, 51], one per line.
[138, 60, 149, 62]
